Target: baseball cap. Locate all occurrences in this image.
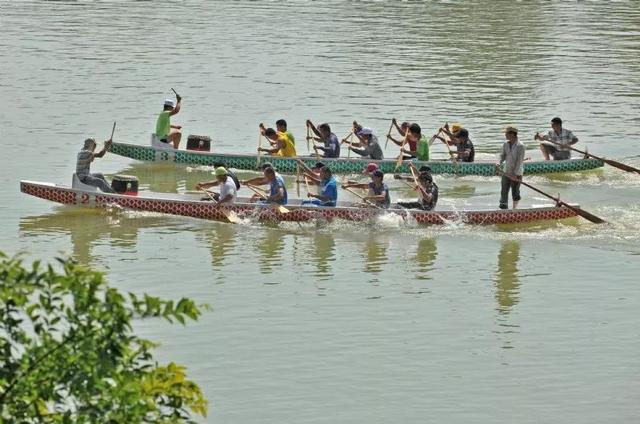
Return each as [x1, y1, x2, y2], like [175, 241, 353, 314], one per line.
[312, 161, 326, 169]
[356, 127, 372, 137]
[372, 169, 384, 178]
[214, 167, 227, 177]
[503, 125, 518, 134]
[450, 123, 463, 132]
[164, 98, 175, 107]
[362, 162, 379, 174]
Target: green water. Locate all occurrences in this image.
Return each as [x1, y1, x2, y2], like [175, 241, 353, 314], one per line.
[2, 1, 640, 422]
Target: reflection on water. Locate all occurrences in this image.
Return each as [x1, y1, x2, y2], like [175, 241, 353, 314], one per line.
[494, 240, 521, 350]
[494, 240, 521, 315]
[255, 227, 286, 275]
[414, 237, 438, 280]
[363, 236, 388, 274]
[196, 223, 238, 270]
[19, 207, 170, 265]
[309, 232, 335, 280]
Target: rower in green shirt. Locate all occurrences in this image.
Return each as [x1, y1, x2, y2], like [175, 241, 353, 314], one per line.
[400, 123, 430, 161]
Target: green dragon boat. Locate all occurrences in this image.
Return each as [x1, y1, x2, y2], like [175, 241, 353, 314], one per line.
[109, 141, 604, 176]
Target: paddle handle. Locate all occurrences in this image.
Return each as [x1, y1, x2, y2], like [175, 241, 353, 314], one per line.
[343, 186, 380, 209]
[245, 183, 268, 200]
[109, 121, 116, 140]
[171, 87, 180, 97]
[544, 139, 640, 174]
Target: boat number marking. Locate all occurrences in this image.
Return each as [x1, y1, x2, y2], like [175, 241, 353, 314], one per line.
[81, 193, 89, 204]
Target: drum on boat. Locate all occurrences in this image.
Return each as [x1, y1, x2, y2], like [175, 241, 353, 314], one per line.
[111, 175, 139, 195]
[186, 134, 211, 151]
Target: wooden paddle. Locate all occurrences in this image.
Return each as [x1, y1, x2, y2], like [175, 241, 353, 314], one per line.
[494, 165, 606, 224]
[342, 132, 354, 159]
[342, 186, 381, 209]
[244, 183, 290, 214]
[256, 132, 263, 168]
[295, 164, 301, 198]
[306, 124, 311, 152]
[200, 189, 240, 223]
[408, 165, 431, 199]
[384, 120, 395, 149]
[394, 129, 411, 171]
[543, 139, 640, 175]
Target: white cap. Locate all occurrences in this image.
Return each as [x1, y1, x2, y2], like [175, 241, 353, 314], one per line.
[357, 127, 372, 136]
[164, 98, 176, 107]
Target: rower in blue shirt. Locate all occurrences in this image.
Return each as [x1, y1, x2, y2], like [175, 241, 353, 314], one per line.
[298, 160, 338, 207]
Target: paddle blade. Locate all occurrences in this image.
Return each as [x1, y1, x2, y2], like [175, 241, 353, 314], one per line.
[277, 205, 290, 214]
[222, 209, 240, 223]
[602, 158, 640, 174]
[569, 204, 606, 224]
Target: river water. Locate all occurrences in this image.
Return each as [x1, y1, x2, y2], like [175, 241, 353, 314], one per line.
[2, 1, 640, 422]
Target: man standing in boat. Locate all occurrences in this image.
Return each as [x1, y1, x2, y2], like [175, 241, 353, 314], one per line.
[76, 137, 114, 193]
[306, 120, 340, 158]
[497, 126, 526, 209]
[535, 117, 579, 161]
[155, 94, 182, 149]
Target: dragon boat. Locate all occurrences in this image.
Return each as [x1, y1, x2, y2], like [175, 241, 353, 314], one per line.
[21, 180, 581, 226]
[108, 140, 604, 176]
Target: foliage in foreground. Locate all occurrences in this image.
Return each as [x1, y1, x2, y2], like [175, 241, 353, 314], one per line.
[0, 252, 208, 422]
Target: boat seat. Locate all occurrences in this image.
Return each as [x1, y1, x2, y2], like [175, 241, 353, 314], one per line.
[151, 133, 175, 150]
[71, 173, 97, 191]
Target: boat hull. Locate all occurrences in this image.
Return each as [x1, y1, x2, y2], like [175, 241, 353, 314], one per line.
[109, 142, 604, 175]
[21, 181, 579, 225]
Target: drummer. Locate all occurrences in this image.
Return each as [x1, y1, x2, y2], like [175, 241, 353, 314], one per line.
[75, 137, 114, 193]
[155, 94, 182, 149]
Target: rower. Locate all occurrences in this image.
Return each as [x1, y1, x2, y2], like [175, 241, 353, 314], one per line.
[347, 123, 384, 160]
[298, 161, 338, 207]
[343, 169, 391, 208]
[497, 125, 525, 209]
[306, 120, 340, 158]
[242, 166, 288, 205]
[195, 161, 241, 192]
[390, 122, 430, 161]
[155, 94, 182, 149]
[276, 119, 295, 146]
[388, 119, 412, 158]
[258, 127, 297, 157]
[75, 137, 114, 193]
[397, 163, 439, 211]
[451, 128, 475, 162]
[535, 117, 579, 161]
[198, 167, 237, 204]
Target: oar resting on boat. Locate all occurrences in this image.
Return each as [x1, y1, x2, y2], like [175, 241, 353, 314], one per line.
[494, 165, 606, 224]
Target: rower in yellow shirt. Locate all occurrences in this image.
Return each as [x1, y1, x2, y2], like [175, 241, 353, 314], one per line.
[258, 127, 297, 157]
